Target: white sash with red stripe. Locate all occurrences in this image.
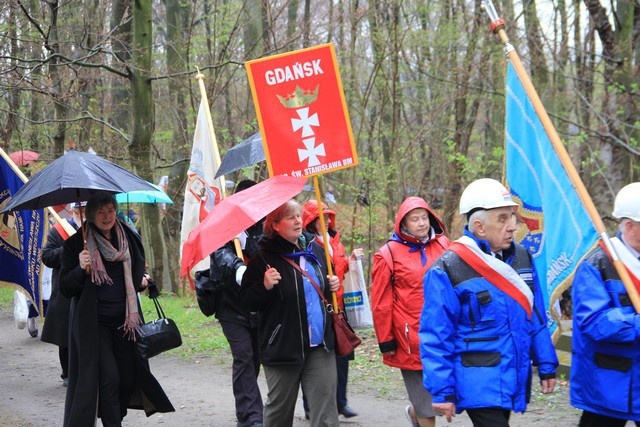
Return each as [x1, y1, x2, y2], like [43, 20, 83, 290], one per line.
[452, 236, 534, 317]
[611, 236, 640, 283]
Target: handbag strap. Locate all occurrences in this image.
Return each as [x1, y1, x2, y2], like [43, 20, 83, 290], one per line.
[280, 256, 334, 311]
[151, 296, 166, 318]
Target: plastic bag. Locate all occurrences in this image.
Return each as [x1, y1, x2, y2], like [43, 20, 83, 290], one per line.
[13, 290, 29, 330]
[342, 258, 373, 329]
[42, 266, 53, 300]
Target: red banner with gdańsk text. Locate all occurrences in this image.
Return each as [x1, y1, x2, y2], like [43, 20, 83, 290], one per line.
[245, 43, 358, 178]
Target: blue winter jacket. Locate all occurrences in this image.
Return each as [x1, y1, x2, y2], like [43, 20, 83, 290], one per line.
[419, 228, 557, 413]
[570, 240, 640, 421]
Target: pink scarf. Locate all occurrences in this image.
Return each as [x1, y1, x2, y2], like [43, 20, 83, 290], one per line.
[85, 221, 140, 340]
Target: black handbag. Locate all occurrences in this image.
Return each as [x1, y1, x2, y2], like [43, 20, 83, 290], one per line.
[137, 297, 182, 359]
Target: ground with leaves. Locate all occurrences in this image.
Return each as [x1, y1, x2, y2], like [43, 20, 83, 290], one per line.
[0, 309, 584, 426]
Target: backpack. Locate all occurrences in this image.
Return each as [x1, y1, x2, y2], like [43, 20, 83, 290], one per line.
[194, 269, 224, 317]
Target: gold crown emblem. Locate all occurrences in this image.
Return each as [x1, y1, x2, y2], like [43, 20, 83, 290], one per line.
[277, 85, 320, 109]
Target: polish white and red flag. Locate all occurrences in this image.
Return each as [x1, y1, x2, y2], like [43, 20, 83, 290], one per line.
[245, 43, 358, 178]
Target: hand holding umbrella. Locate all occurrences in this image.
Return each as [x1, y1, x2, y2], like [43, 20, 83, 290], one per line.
[79, 249, 92, 272]
[180, 175, 307, 277]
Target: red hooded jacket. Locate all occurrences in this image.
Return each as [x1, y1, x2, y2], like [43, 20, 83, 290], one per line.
[302, 200, 348, 309]
[371, 197, 450, 370]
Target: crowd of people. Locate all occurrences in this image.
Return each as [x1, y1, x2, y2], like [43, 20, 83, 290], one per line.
[16, 177, 640, 427]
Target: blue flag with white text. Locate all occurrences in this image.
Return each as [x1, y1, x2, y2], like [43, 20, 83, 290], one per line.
[505, 62, 598, 336]
[0, 155, 46, 314]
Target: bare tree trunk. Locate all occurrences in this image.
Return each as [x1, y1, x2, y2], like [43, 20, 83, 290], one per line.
[523, 0, 549, 86]
[442, 0, 486, 232]
[110, 0, 132, 136]
[46, 1, 69, 156]
[584, 0, 635, 208]
[128, 0, 166, 291]
[162, 0, 190, 294]
[0, 0, 19, 150]
[287, 0, 299, 45]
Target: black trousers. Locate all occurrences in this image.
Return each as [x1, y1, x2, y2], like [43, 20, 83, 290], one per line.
[59, 346, 69, 379]
[220, 320, 263, 427]
[466, 408, 511, 427]
[97, 315, 136, 427]
[579, 410, 640, 427]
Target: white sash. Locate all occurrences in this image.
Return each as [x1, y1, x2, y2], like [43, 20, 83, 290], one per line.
[611, 236, 640, 280]
[457, 236, 533, 311]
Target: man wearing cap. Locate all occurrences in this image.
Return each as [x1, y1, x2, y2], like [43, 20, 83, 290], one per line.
[41, 202, 85, 386]
[419, 178, 557, 427]
[570, 182, 640, 426]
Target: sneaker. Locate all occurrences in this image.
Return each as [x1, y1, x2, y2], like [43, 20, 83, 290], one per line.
[27, 318, 38, 338]
[404, 405, 419, 427]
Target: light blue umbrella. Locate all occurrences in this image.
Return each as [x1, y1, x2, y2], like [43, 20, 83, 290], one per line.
[115, 183, 173, 204]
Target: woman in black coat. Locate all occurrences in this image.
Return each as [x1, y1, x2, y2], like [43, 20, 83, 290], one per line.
[41, 202, 84, 386]
[240, 199, 341, 427]
[59, 192, 173, 427]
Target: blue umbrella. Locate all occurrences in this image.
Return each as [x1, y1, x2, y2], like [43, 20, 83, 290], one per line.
[115, 183, 173, 204]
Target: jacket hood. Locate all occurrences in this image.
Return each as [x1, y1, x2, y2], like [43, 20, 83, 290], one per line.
[302, 200, 336, 232]
[394, 197, 446, 243]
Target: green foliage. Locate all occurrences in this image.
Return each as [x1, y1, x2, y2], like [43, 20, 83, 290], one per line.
[0, 285, 13, 307]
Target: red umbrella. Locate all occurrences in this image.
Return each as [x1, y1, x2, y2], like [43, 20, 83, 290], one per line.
[9, 150, 39, 166]
[180, 175, 307, 277]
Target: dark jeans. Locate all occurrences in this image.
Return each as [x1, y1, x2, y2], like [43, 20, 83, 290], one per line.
[579, 410, 640, 427]
[336, 355, 349, 409]
[466, 408, 511, 427]
[220, 320, 263, 427]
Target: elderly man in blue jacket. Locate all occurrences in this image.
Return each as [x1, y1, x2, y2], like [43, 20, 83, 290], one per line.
[571, 182, 640, 427]
[419, 178, 557, 427]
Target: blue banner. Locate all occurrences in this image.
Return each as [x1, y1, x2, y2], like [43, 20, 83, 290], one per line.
[0, 155, 46, 315]
[505, 63, 598, 335]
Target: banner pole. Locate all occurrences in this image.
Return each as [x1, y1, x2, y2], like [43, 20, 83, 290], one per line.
[313, 175, 339, 309]
[481, 0, 640, 313]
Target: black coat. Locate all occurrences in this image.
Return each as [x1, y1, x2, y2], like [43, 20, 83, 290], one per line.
[41, 221, 78, 347]
[212, 221, 263, 327]
[59, 221, 174, 426]
[240, 232, 336, 366]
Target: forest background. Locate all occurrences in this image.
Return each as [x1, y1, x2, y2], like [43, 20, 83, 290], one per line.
[1, 0, 639, 294]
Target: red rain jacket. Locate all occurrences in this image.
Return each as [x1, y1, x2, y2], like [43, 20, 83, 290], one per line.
[371, 197, 450, 370]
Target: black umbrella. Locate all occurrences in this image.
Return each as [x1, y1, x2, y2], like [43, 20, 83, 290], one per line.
[2, 150, 159, 212]
[214, 132, 265, 179]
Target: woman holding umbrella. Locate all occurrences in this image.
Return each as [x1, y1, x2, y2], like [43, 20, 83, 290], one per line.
[240, 199, 341, 427]
[59, 191, 173, 427]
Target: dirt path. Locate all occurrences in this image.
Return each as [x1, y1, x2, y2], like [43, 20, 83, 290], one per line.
[0, 310, 583, 426]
